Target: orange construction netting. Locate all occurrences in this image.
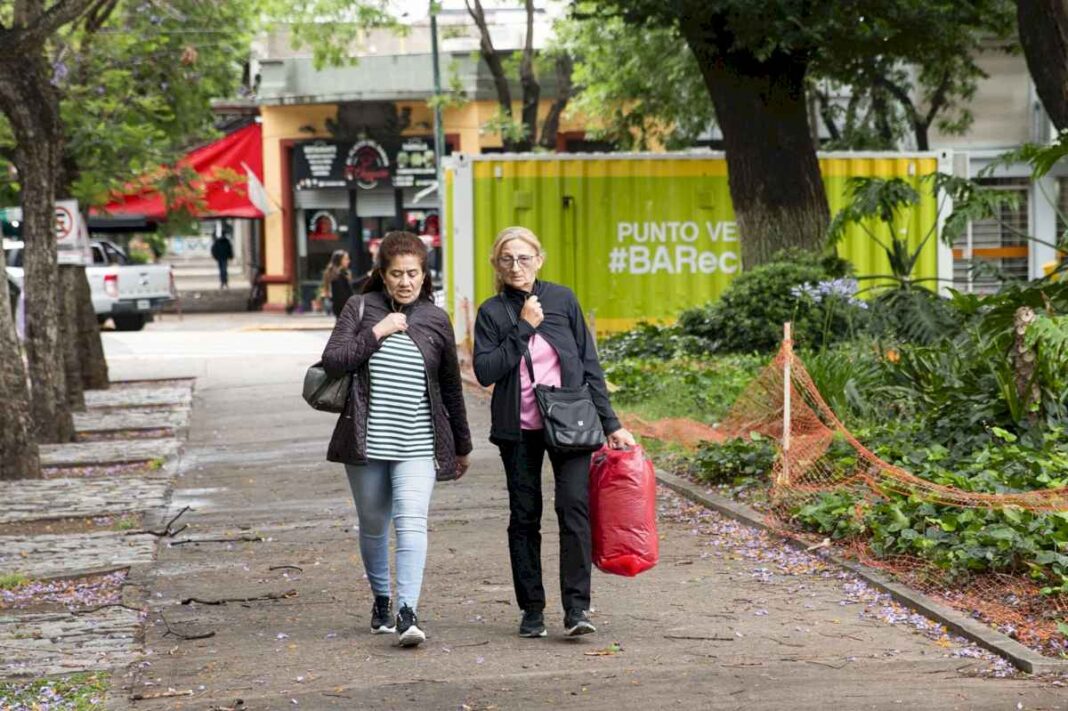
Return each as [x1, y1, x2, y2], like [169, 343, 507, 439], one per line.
[635, 334, 1068, 656]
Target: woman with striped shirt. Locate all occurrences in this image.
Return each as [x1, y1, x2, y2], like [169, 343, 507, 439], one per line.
[322, 231, 472, 648]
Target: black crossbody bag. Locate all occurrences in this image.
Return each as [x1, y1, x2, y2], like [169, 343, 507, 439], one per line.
[501, 295, 606, 453]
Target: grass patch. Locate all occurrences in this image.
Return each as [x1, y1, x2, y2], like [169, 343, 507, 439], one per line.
[0, 572, 30, 590]
[147, 457, 165, 471]
[604, 354, 764, 424]
[0, 672, 109, 710]
[111, 516, 139, 531]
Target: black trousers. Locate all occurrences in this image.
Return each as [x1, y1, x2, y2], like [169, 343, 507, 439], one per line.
[498, 430, 592, 614]
[216, 258, 228, 287]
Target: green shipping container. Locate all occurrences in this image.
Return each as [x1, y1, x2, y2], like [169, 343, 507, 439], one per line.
[444, 152, 950, 340]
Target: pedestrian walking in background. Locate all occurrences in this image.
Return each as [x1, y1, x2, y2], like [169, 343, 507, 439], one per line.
[210, 233, 233, 289]
[321, 231, 472, 648]
[473, 226, 635, 639]
[322, 249, 354, 317]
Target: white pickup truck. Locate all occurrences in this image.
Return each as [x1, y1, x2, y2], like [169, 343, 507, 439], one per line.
[3, 238, 174, 331]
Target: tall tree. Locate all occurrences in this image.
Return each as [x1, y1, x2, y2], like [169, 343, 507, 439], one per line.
[0, 0, 109, 444]
[583, 0, 1015, 267]
[0, 248, 39, 479]
[557, 16, 713, 150]
[1017, 0, 1068, 130]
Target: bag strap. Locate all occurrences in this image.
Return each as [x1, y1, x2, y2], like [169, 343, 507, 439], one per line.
[499, 294, 536, 385]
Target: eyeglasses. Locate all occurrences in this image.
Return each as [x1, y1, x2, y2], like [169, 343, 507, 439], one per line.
[497, 255, 538, 268]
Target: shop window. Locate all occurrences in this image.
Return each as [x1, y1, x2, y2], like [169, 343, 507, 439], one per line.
[952, 178, 1030, 293]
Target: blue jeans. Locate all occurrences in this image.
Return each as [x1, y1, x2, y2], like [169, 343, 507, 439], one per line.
[344, 459, 435, 612]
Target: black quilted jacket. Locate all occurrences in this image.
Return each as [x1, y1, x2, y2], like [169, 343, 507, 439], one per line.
[321, 291, 472, 480]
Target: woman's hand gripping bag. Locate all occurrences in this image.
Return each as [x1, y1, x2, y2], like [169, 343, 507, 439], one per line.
[589, 445, 659, 576]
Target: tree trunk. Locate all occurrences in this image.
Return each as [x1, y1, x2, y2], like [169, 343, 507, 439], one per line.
[1017, 0, 1068, 131]
[682, 36, 829, 267]
[0, 52, 74, 443]
[58, 265, 86, 411]
[75, 265, 109, 389]
[516, 0, 539, 151]
[539, 54, 574, 151]
[0, 245, 40, 480]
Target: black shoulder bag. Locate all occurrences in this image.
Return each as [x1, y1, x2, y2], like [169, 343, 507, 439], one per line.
[501, 295, 605, 453]
[303, 296, 364, 413]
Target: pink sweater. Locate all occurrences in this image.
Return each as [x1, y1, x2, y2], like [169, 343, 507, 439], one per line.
[520, 334, 562, 430]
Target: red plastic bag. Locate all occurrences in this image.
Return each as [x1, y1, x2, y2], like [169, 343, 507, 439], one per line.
[589, 445, 659, 577]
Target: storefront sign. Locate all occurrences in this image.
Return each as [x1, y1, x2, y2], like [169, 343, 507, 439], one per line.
[293, 137, 442, 192]
[294, 141, 346, 190]
[394, 138, 437, 188]
[344, 140, 391, 190]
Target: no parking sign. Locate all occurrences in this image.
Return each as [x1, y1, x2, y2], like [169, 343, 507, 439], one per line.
[55, 200, 91, 266]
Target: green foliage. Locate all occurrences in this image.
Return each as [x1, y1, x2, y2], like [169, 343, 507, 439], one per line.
[0, 0, 260, 212]
[691, 434, 777, 485]
[802, 344, 903, 423]
[598, 322, 706, 361]
[582, 0, 1015, 150]
[676, 251, 864, 353]
[603, 354, 764, 423]
[867, 287, 961, 346]
[556, 14, 713, 150]
[0, 672, 110, 710]
[795, 423, 1068, 593]
[828, 177, 935, 283]
[266, 0, 399, 70]
[0, 572, 30, 590]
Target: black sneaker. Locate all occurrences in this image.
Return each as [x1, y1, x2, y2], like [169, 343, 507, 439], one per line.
[564, 609, 596, 637]
[518, 610, 547, 638]
[371, 595, 394, 634]
[396, 604, 426, 647]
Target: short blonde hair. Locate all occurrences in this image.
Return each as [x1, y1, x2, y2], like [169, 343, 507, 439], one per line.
[490, 226, 544, 292]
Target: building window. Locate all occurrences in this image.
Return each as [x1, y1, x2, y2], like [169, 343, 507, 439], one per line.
[952, 178, 1030, 293]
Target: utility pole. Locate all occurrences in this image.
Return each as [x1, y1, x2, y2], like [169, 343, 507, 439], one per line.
[430, 0, 445, 190]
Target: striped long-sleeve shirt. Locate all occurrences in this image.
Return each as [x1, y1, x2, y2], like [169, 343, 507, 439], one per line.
[365, 332, 435, 460]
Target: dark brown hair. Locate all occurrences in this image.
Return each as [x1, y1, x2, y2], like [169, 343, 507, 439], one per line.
[361, 231, 433, 301]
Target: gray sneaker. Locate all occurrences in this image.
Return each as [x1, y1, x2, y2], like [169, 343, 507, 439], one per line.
[564, 609, 596, 637]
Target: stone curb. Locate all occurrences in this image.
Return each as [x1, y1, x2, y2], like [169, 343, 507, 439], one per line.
[655, 469, 1068, 676]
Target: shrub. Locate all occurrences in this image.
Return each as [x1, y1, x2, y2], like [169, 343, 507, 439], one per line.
[599, 322, 707, 361]
[691, 433, 777, 485]
[677, 252, 865, 354]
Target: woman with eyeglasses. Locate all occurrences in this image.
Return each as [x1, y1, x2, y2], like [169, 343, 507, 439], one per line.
[322, 231, 472, 647]
[473, 226, 635, 639]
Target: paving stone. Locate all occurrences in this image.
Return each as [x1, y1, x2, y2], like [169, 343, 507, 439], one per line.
[0, 533, 157, 578]
[85, 387, 192, 409]
[73, 409, 190, 433]
[39, 439, 179, 467]
[0, 606, 141, 679]
[0, 479, 169, 523]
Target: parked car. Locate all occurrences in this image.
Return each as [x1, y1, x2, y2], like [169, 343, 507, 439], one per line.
[3, 238, 174, 331]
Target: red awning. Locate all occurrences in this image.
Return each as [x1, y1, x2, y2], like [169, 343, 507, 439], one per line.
[94, 123, 265, 221]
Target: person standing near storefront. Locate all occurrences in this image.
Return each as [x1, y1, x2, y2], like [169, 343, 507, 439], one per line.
[473, 226, 635, 639]
[210, 233, 233, 289]
[321, 249, 354, 317]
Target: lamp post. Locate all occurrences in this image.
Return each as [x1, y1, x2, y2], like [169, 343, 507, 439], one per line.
[430, 0, 445, 190]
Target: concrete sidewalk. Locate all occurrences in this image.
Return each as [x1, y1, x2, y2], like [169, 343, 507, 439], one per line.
[110, 347, 1066, 710]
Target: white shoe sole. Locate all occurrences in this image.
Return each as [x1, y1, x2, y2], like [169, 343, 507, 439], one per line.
[398, 625, 426, 647]
[565, 621, 596, 637]
[371, 624, 395, 635]
[519, 628, 548, 638]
